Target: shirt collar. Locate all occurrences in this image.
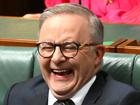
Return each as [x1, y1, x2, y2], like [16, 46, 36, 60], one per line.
[48, 75, 96, 105]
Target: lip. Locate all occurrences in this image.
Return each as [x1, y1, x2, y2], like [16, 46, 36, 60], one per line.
[51, 69, 73, 75]
[49, 68, 74, 81]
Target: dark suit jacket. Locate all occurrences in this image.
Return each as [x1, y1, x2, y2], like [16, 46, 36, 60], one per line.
[3, 71, 137, 105]
[118, 91, 140, 105]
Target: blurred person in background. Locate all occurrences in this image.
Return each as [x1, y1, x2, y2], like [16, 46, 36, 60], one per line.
[24, 0, 140, 24]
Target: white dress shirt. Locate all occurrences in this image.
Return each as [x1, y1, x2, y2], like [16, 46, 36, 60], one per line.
[48, 75, 96, 105]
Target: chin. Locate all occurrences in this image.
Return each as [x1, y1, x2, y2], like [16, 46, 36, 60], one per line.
[50, 85, 76, 100]
[52, 91, 74, 100]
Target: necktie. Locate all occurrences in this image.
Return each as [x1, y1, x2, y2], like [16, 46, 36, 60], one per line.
[53, 99, 75, 105]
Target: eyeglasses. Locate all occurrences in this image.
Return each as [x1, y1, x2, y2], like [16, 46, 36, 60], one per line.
[37, 41, 97, 58]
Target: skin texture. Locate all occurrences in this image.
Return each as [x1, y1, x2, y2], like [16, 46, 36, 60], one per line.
[39, 14, 104, 100]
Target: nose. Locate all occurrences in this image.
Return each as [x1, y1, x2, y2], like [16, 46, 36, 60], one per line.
[51, 47, 66, 64]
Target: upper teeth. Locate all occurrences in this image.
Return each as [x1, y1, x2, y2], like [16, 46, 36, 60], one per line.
[53, 70, 68, 73]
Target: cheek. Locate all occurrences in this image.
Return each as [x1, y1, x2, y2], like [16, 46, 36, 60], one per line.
[78, 50, 96, 66]
[75, 51, 96, 76]
[39, 58, 52, 85]
[39, 57, 50, 76]
[39, 56, 50, 66]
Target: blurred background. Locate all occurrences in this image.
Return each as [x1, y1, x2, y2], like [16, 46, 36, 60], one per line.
[0, 0, 45, 16]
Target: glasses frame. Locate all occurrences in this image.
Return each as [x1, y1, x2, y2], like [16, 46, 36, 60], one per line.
[36, 41, 98, 58]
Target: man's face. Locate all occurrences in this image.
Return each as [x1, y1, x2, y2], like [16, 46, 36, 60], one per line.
[39, 14, 104, 99]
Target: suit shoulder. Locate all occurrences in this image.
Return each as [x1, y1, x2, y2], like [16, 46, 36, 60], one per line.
[99, 71, 135, 92]
[106, 74, 135, 92]
[4, 75, 48, 105]
[93, 71, 136, 105]
[13, 75, 47, 90]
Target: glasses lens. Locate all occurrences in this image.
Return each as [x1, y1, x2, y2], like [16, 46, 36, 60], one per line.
[38, 42, 54, 58]
[62, 43, 78, 58]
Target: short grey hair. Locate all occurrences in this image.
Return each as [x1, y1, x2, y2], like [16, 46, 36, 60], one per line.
[39, 3, 104, 44]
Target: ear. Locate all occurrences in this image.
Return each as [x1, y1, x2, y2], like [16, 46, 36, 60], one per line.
[94, 45, 105, 66]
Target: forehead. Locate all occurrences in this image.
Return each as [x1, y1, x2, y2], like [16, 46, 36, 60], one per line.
[39, 14, 91, 43]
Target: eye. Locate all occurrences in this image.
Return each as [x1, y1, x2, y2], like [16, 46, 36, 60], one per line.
[40, 43, 54, 52]
[63, 43, 77, 52]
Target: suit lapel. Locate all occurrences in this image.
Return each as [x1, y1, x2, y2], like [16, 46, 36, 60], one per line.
[32, 72, 107, 105]
[82, 71, 107, 105]
[33, 76, 49, 105]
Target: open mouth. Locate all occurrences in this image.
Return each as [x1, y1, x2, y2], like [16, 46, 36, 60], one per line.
[51, 69, 73, 76]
